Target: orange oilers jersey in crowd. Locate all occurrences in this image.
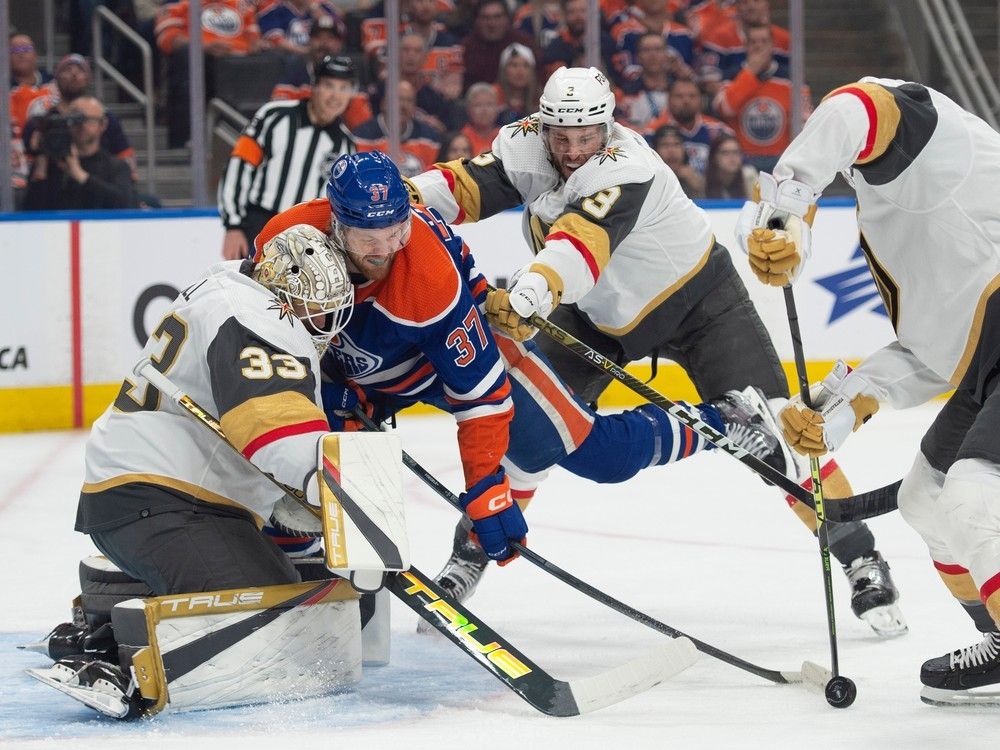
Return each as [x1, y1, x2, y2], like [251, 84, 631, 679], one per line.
[78, 261, 329, 529]
[460, 123, 500, 157]
[698, 22, 789, 81]
[713, 65, 810, 157]
[256, 200, 513, 489]
[360, 18, 463, 76]
[155, 0, 261, 55]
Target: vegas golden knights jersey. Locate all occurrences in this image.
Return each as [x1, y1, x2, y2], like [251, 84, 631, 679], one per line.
[772, 77, 1000, 406]
[78, 261, 329, 531]
[408, 116, 717, 355]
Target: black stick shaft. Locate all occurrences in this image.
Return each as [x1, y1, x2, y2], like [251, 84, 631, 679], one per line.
[782, 285, 840, 677]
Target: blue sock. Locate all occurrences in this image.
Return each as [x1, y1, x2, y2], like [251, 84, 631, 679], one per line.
[559, 402, 722, 484]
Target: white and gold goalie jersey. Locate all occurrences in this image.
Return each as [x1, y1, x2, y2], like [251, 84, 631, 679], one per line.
[771, 77, 1000, 406]
[78, 261, 328, 530]
[407, 115, 715, 343]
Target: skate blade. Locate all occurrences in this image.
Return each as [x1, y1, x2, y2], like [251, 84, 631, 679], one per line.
[921, 685, 1000, 707]
[26, 666, 130, 719]
[860, 603, 908, 638]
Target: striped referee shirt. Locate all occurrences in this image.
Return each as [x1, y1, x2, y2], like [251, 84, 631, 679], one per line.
[218, 99, 356, 231]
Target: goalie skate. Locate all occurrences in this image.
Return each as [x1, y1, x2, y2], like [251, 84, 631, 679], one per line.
[26, 656, 142, 719]
[920, 631, 1000, 706]
[417, 519, 488, 634]
[844, 551, 907, 637]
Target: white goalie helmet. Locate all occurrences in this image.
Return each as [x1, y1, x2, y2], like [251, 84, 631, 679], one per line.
[253, 224, 354, 354]
[538, 66, 616, 129]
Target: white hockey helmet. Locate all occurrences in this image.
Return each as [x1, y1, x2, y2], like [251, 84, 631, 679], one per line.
[538, 66, 615, 128]
[254, 224, 354, 354]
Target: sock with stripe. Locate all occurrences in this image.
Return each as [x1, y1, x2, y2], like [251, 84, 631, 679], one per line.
[559, 402, 720, 484]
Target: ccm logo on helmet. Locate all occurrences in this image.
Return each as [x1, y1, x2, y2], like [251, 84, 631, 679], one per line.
[557, 107, 584, 113]
[366, 208, 397, 218]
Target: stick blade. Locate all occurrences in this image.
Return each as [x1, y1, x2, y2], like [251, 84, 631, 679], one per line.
[556, 637, 699, 715]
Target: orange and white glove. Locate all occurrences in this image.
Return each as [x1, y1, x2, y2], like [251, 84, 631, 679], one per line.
[485, 264, 562, 341]
[780, 361, 880, 457]
[735, 172, 818, 287]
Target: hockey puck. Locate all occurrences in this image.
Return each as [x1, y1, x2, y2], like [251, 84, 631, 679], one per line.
[824, 675, 857, 708]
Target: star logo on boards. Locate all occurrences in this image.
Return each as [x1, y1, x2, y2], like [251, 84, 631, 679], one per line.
[814, 245, 887, 324]
[597, 146, 626, 164]
[268, 297, 296, 326]
[507, 116, 539, 137]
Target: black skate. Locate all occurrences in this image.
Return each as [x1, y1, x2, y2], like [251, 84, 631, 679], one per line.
[26, 656, 143, 719]
[920, 631, 1000, 706]
[20, 621, 117, 662]
[417, 519, 489, 634]
[844, 551, 908, 637]
[712, 386, 792, 478]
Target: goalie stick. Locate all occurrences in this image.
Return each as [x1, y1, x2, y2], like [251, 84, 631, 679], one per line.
[134, 359, 697, 716]
[352, 410, 832, 693]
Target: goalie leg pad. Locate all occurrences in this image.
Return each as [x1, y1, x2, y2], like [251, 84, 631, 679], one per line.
[111, 579, 363, 715]
[317, 432, 410, 574]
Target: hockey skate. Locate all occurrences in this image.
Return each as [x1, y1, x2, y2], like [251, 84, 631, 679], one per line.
[843, 551, 907, 637]
[26, 656, 143, 719]
[920, 631, 1000, 706]
[712, 386, 793, 477]
[417, 518, 489, 634]
[20, 621, 117, 662]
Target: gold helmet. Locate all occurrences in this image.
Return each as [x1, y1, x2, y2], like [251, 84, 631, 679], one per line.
[253, 224, 354, 354]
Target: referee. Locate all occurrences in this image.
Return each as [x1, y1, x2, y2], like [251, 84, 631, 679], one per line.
[219, 55, 358, 259]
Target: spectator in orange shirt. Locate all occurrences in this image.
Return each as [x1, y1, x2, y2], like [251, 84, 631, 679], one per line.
[495, 42, 539, 124]
[460, 82, 501, 156]
[10, 34, 53, 136]
[154, 0, 262, 148]
[712, 23, 809, 171]
[697, 0, 788, 83]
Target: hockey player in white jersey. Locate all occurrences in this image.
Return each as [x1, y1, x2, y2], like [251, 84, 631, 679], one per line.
[738, 76, 1000, 706]
[406, 65, 905, 635]
[25, 225, 395, 719]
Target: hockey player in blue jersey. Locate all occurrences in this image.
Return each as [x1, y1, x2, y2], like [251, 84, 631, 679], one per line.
[257, 151, 789, 603]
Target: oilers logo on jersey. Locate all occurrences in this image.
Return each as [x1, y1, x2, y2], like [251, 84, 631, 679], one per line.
[328, 330, 384, 378]
[740, 98, 786, 147]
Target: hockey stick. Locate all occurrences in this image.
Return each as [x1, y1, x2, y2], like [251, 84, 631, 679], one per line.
[782, 285, 856, 708]
[505, 295, 896, 521]
[134, 359, 697, 716]
[352, 409, 831, 691]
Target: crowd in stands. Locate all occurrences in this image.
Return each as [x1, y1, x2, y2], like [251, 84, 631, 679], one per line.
[8, 0, 809, 213]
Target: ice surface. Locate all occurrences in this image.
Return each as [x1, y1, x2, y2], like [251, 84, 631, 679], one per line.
[1, 405, 994, 749]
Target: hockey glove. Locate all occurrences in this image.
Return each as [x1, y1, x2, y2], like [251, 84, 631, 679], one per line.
[485, 264, 562, 341]
[735, 172, 818, 287]
[321, 380, 372, 432]
[459, 468, 527, 566]
[779, 360, 880, 457]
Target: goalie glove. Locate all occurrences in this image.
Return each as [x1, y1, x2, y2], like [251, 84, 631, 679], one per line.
[485, 263, 562, 342]
[779, 360, 880, 457]
[735, 172, 818, 287]
[459, 468, 527, 566]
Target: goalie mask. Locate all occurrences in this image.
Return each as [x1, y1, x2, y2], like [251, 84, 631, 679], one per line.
[253, 224, 354, 355]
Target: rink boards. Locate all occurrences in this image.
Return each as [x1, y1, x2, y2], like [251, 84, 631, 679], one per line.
[0, 200, 894, 432]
